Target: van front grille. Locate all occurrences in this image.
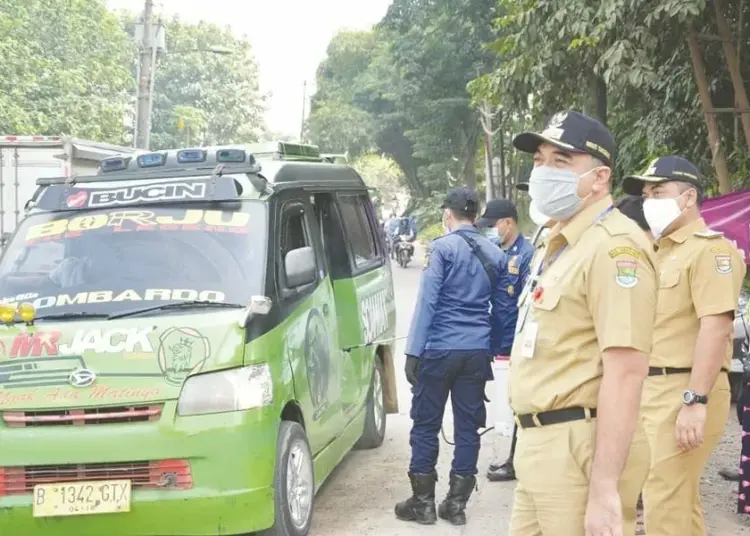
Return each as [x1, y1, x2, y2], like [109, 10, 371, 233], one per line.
[0, 459, 193, 496]
[2, 405, 163, 427]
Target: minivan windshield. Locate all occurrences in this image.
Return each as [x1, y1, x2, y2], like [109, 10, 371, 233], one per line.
[0, 201, 265, 316]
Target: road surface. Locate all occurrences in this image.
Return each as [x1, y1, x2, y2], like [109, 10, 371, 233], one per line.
[309, 246, 750, 536]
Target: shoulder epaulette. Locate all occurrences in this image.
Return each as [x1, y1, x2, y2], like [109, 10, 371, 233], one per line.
[599, 210, 629, 236]
[693, 229, 723, 239]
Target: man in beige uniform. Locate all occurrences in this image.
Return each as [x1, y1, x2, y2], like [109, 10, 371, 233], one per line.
[623, 155, 745, 535]
[508, 110, 656, 536]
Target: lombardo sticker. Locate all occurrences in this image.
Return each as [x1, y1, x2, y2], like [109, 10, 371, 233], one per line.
[2, 289, 226, 310]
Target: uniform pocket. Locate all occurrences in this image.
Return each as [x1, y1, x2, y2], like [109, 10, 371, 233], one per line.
[657, 270, 681, 314]
[531, 285, 561, 312]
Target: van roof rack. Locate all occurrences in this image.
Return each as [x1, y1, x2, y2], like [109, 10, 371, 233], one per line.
[32, 143, 366, 195]
[92, 142, 324, 175]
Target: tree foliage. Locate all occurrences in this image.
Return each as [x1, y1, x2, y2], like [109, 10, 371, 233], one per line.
[352, 153, 408, 207]
[0, 0, 133, 143]
[130, 16, 265, 150]
[474, 0, 750, 191]
[306, 0, 500, 200]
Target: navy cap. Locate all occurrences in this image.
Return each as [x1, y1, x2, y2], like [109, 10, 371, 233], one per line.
[513, 110, 616, 167]
[616, 195, 649, 231]
[622, 156, 703, 196]
[476, 198, 518, 228]
[441, 187, 479, 217]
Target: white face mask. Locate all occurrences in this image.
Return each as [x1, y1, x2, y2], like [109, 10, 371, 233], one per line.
[643, 197, 682, 238]
[529, 201, 550, 227]
[529, 166, 596, 220]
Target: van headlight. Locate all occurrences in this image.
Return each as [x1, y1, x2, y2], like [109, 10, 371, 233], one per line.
[177, 365, 273, 416]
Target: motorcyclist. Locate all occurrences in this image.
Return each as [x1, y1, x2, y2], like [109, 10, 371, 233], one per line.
[390, 214, 417, 260]
[384, 213, 400, 258]
[395, 214, 417, 241]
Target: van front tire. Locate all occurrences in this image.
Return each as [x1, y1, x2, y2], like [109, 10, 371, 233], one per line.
[354, 357, 386, 450]
[260, 421, 315, 536]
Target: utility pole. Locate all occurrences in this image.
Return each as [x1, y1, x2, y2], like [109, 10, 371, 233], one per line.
[300, 81, 307, 142]
[479, 101, 503, 202]
[135, 0, 155, 150]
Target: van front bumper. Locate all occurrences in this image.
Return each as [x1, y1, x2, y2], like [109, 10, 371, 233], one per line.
[0, 403, 278, 535]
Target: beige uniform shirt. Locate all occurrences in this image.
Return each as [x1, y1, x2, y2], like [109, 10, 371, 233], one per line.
[508, 196, 657, 415]
[651, 218, 745, 370]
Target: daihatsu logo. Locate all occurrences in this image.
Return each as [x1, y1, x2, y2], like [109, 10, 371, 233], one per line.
[68, 368, 96, 388]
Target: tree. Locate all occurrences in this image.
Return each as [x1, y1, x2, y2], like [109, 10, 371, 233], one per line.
[352, 153, 408, 206]
[307, 0, 501, 200]
[126, 16, 266, 150]
[475, 0, 750, 193]
[0, 0, 133, 143]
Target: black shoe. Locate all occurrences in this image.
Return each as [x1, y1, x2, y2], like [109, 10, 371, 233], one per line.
[438, 472, 476, 526]
[719, 468, 741, 482]
[487, 460, 515, 482]
[394, 472, 438, 525]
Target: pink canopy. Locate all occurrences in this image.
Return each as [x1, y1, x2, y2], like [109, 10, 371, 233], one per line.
[701, 190, 750, 264]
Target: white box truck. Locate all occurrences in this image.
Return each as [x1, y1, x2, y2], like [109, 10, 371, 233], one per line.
[0, 136, 140, 242]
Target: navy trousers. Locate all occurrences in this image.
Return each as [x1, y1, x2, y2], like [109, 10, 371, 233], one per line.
[408, 351, 492, 476]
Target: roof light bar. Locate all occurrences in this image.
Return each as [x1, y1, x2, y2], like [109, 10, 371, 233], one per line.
[176, 149, 207, 164]
[137, 152, 167, 168]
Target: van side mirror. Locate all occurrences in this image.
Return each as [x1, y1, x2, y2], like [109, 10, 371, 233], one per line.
[284, 246, 317, 288]
[0, 232, 12, 248]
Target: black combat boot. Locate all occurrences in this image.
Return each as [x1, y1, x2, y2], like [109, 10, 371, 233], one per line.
[438, 472, 476, 525]
[486, 459, 516, 482]
[394, 472, 438, 524]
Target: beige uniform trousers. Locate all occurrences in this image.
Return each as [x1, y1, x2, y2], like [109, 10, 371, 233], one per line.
[509, 418, 650, 535]
[641, 373, 730, 535]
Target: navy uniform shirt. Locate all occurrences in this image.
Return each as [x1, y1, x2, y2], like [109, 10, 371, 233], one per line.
[405, 225, 514, 358]
[485, 232, 534, 355]
[503, 233, 535, 301]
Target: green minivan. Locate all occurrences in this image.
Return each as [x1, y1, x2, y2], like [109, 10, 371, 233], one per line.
[0, 141, 398, 535]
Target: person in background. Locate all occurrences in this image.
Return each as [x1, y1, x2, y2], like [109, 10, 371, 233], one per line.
[385, 212, 400, 258]
[623, 155, 745, 535]
[397, 213, 418, 240]
[616, 195, 653, 241]
[395, 187, 513, 527]
[476, 197, 535, 483]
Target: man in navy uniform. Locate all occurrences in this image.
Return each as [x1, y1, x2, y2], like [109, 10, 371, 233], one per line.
[395, 187, 514, 526]
[476, 197, 535, 482]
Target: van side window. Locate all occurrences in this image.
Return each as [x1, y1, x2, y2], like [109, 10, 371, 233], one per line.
[337, 194, 378, 268]
[280, 204, 309, 258]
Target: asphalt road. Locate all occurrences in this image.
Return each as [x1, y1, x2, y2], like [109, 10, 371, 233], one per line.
[309, 246, 750, 536]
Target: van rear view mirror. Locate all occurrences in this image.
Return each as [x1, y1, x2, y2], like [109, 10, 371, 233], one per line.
[284, 247, 316, 288]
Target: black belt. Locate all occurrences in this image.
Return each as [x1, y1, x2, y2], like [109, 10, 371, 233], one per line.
[516, 407, 596, 429]
[648, 366, 728, 376]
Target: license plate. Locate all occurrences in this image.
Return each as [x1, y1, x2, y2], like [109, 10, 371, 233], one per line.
[32, 480, 131, 518]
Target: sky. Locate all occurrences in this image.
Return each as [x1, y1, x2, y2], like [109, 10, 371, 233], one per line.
[107, 0, 393, 138]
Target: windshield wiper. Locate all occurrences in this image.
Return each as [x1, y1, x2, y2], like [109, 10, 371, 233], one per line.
[35, 312, 111, 322]
[107, 300, 244, 320]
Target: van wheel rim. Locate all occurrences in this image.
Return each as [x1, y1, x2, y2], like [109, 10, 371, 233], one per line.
[373, 367, 384, 432]
[286, 441, 313, 529]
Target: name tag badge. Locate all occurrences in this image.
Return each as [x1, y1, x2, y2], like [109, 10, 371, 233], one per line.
[521, 321, 538, 359]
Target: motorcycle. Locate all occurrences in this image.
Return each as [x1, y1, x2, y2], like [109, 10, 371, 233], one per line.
[393, 234, 415, 268]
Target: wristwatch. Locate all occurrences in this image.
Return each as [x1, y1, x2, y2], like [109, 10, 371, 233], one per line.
[682, 390, 708, 405]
